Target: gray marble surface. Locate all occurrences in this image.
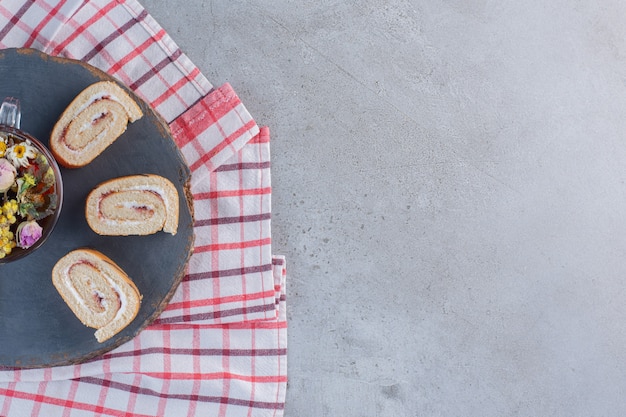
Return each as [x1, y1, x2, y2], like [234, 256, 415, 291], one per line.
[143, 1, 626, 415]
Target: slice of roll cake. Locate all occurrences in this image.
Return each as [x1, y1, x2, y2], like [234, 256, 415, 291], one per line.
[50, 81, 143, 168]
[86, 174, 179, 236]
[52, 249, 142, 343]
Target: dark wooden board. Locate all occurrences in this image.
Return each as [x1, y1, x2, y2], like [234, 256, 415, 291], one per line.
[0, 48, 194, 368]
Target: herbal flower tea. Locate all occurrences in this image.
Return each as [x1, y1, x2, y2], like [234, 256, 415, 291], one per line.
[0, 132, 58, 259]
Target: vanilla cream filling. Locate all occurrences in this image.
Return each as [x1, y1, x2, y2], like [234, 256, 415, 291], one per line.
[71, 92, 123, 118]
[63, 265, 87, 309]
[65, 112, 122, 155]
[63, 92, 128, 154]
[98, 185, 168, 226]
[128, 184, 167, 195]
[62, 264, 126, 322]
[107, 279, 128, 324]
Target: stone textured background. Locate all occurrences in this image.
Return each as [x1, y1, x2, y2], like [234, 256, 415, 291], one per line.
[144, 1, 626, 415]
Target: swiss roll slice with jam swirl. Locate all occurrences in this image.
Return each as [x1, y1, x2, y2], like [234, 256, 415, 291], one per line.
[52, 248, 142, 343]
[86, 174, 179, 236]
[50, 81, 143, 168]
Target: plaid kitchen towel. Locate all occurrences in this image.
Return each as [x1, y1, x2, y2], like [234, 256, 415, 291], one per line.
[0, 1, 287, 416]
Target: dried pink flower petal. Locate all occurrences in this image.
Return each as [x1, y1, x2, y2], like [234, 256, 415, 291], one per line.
[0, 158, 16, 192]
[16, 220, 43, 249]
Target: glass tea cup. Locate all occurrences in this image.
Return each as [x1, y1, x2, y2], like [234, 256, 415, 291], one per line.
[0, 97, 63, 263]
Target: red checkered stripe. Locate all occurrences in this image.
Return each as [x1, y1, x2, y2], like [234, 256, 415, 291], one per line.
[45, 0, 213, 123]
[160, 113, 275, 325]
[171, 83, 260, 179]
[273, 257, 287, 315]
[272, 256, 288, 415]
[0, 0, 84, 51]
[0, 347, 287, 416]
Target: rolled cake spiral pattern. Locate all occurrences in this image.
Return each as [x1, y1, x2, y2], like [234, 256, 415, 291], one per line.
[50, 81, 143, 168]
[52, 249, 142, 343]
[86, 174, 179, 236]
